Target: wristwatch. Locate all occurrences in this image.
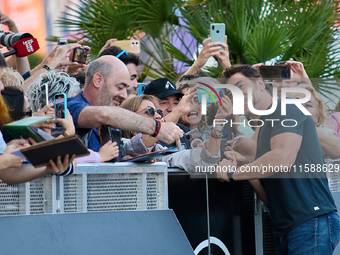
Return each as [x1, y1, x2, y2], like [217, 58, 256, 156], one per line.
[227, 166, 236, 180]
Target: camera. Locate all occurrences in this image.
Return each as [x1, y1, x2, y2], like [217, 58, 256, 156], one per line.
[0, 32, 33, 48]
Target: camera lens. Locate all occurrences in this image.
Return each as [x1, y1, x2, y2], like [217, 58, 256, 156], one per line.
[0, 32, 33, 48]
[212, 25, 215, 30]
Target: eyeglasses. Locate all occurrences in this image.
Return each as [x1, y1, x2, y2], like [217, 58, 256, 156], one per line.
[22, 109, 33, 117]
[116, 50, 129, 59]
[143, 106, 163, 118]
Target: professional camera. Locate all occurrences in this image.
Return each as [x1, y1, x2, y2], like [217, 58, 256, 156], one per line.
[0, 32, 33, 48]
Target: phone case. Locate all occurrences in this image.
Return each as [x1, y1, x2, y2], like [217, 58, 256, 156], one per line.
[54, 93, 67, 129]
[110, 40, 141, 54]
[220, 116, 234, 159]
[210, 23, 226, 45]
[137, 83, 147, 95]
[259, 65, 291, 79]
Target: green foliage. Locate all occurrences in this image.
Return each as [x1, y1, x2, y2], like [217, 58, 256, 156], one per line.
[55, 0, 340, 106]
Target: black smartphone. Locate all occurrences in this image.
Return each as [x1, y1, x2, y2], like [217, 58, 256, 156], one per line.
[54, 93, 67, 129]
[40, 84, 49, 109]
[220, 116, 234, 159]
[72, 48, 88, 64]
[259, 65, 291, 79]
[100, 125, 121, 162]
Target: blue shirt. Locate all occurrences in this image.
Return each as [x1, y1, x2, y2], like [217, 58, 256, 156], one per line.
[67, 92, 102, 152]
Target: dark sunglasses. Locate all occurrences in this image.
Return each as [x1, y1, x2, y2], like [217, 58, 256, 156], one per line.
[22, 109, 33, 117]
[144, 106, 163, 118]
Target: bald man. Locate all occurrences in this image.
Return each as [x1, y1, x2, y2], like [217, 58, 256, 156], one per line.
[67, 55, 183, 152]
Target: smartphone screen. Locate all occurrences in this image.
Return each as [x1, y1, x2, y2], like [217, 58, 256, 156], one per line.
[54, 94, 67, 128]
[40, 84, 49, 109]
[72, 48, 88, 64]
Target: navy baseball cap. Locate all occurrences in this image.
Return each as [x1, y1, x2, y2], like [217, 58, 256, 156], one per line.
[143, 78, 183, 99]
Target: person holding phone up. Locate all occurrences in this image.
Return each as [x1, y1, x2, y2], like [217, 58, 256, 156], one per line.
[184, 36, 231, 76]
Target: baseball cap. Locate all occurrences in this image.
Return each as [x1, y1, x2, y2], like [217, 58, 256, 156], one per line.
[143, 78, 183, 99]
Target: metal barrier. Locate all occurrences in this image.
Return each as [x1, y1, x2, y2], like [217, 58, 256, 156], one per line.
[0, 162, 168, 216]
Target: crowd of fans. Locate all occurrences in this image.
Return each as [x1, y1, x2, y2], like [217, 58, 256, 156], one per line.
[1, 12, 340, 254]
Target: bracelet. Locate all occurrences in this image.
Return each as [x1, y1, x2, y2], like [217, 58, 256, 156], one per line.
[61, 132, 68, 137]
[43, 64, 51, 71]
[152, 120, 161, 137]
[211, 133, 223, 139]
[210, 129, 223, 139]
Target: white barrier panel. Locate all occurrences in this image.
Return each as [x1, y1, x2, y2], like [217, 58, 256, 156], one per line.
[0, 162, 168, 216]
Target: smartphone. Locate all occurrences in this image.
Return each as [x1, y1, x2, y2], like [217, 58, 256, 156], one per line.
[210, 23, 226, 49]
[54, 93, 67, 129]
[71, 48, 88, 64]
[259, 65, 291, 79]
[40, 84, 49, 109]
[110, 40, 141, 54]
[100, 125, 121, 162]
[220, 116, 234, 159]
[185, 128, 203, 149]
[57, 38, 68, 46]
[197, 87, 225, 104]
[137, 83, 147, 95]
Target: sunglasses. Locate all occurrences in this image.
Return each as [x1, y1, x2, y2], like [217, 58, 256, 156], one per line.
[143, 106, 163, 118]
[116, 50, 129, 59]
[22, 109, 33, 117]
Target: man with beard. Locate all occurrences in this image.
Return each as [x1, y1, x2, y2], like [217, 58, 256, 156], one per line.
[67, 55, 183, 152]
[218, 65, 339, 254]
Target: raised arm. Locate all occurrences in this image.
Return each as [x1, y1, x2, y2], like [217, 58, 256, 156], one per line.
[77, 105, 183, 146]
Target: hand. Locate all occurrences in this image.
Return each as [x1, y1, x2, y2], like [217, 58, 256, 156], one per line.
[224, 148, 248, 166]
[216, 156, 237, 182]
[34, 103, 55, 116]
[98, 141, 119, 162]
[46, 154, 76, 174]
[156, 122, 183, 150]
[252, 63, 264, 70]
[33, 104, 56, 133]
[214, 36, 231, 69]
[48, 43, 89, 70]
[214, 96, 233, 119]
[7, 139, 30, 148]
[194, 37, 225, 70]
[55, 109, 75, 136]
[0, 13, 18, 33]
[1, 144, 25, 168]
[284, 61, 310, 82]
[176, 86, 200, 116]
[98, 38, 117, 57]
